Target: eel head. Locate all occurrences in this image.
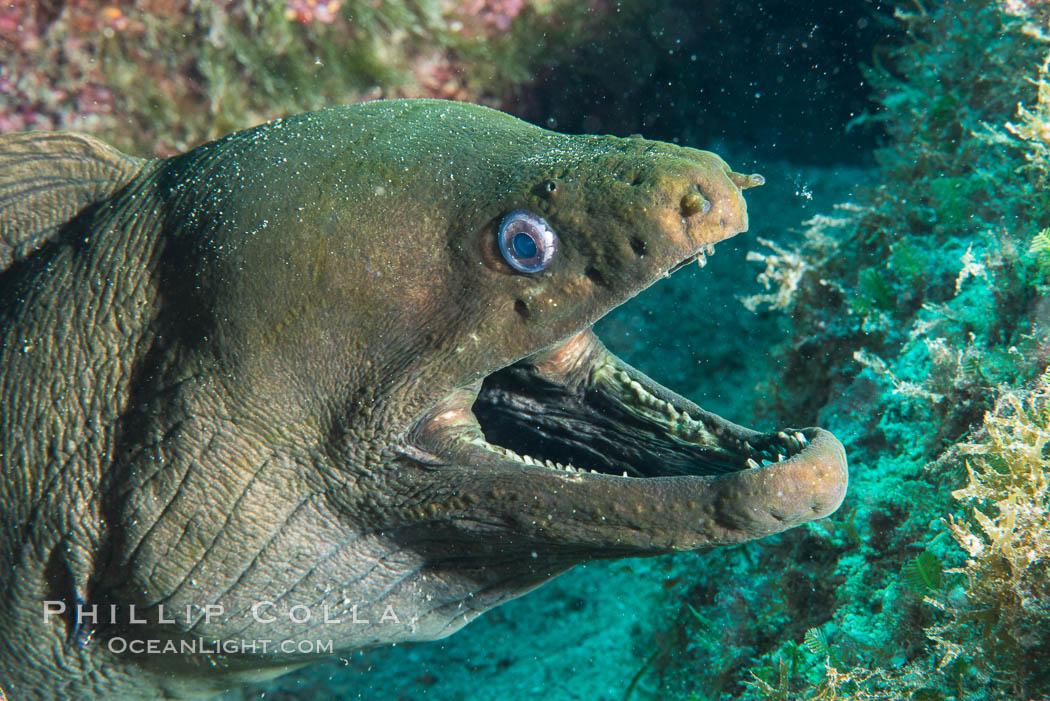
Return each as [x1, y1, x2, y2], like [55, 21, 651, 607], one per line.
[99, 99, 845, 688]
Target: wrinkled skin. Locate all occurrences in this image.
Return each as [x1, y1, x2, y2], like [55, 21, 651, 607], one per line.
[0, 100, 846, 698]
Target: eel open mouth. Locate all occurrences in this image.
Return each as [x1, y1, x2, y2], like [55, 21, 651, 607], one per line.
[473, 353, 811, 479]
[405, 327, 847, 551]
[412, 328, 827, 480]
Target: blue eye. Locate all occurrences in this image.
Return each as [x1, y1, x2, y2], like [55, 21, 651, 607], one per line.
[512, 233, 537, 258]
[498, 210, 558, 273]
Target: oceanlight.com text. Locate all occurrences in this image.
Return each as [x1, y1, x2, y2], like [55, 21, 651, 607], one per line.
[106, 637, 334, 655]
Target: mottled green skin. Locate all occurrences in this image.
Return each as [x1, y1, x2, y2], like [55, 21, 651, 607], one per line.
[0, 100, 844, 698]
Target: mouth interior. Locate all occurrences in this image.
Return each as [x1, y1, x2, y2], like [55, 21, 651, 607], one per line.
[464, 359, 811, 479]
[409, 239, 812, 480]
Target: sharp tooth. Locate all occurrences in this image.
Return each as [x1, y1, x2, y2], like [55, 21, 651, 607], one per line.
[705, 244, 715, 255]
[777, 453, 784, 462]
[665, 403, 679, 420]
[621, 471, 629, 477]
[795, 431, 807, 446]
[630, 380, 651, 404]
[777, 431, 790, 441]
[747, 458, 760, 469]
[696, 252, 707, 268]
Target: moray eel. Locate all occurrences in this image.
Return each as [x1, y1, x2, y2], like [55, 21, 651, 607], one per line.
[0, 99, 846, 698]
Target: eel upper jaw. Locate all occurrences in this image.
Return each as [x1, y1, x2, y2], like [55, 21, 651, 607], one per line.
[403, 326, 848, 555]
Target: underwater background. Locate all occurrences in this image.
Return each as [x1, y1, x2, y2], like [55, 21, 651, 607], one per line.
[4, 0, 1050, 698]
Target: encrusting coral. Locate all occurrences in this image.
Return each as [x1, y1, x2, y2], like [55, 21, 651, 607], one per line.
[0, 0, 604, 155]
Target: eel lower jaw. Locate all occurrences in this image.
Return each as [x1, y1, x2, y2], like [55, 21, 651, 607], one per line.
[402, 329, 848, 551]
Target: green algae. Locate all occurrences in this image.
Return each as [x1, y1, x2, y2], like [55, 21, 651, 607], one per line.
[634, 2, 1050, 699]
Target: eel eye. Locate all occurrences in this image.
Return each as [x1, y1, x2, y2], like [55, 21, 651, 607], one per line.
[498, 210, 558, 274]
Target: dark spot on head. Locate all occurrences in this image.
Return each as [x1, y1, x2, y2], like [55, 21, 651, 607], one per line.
[533, 180, 559, 199]
[514, 299, 529, 318]
[630, 236, 647, 256]
[584, 266, 607, 287]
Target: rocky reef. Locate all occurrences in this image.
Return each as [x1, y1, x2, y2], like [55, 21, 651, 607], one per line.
[0, 0, 605, 155]
[648, 2, 1050, 698]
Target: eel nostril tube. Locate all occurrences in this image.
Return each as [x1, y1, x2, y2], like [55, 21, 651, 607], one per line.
[728, 171, 765, 190]
[680, 189, 712, 217]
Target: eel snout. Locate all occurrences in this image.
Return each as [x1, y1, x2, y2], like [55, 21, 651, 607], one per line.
[698, 427, 847, 539]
